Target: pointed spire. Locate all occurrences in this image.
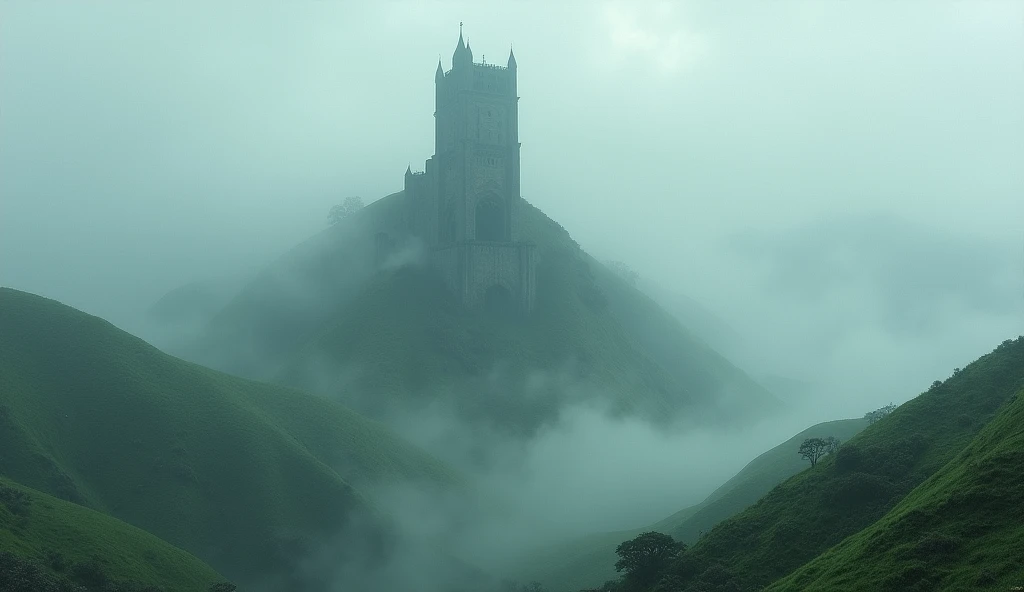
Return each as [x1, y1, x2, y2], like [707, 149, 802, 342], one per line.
[507, 44, 517, 69]
[435, 58, 444, 81]
[453, 22, 469, 66]
[466, 39, 473, 62]
[406, 164, 412, 176]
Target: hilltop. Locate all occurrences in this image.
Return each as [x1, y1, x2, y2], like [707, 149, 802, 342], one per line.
[513, 417, 868, 591]
[617, 336, 1024, 591]
[0, 287, 462, 589]
[769, 386, 1024, 591]
[0, 477, 227, 591]
[187, 194, 780, 430]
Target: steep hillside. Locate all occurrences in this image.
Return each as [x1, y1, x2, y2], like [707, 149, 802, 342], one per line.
[769, 388, 1024, 591]
[0, 478, 228, 591]
[637, 336, 1024, 592]
[0, 288, 462, 588]
[192, 194, 779, 428]
[516, 418, 867, 591]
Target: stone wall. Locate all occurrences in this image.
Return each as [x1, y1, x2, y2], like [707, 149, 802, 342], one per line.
[432, 241, 535, 314]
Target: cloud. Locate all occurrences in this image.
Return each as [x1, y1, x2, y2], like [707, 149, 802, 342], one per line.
[597, 1, 710, 75]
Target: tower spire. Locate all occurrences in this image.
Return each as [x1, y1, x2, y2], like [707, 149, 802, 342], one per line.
[507, 44, 517, 69]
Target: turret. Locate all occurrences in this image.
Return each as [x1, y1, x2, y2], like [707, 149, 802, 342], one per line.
[507, 46, 517, 70]
[435, 59, 444, 82]
[452, 30, 470, 68]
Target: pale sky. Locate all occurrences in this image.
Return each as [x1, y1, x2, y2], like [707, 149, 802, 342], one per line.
[2, 1, 1023, 419]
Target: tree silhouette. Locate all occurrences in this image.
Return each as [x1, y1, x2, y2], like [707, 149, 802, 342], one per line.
[799, 438, 828, 467]
[614, 531, 684, 586]
[328, 196, 364, 225]
[864, 403, 897, 425]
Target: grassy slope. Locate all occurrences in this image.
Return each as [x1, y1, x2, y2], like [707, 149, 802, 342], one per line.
[518, 418, 867, 591]
[769, 389, 1024, 592]
[651, 336, 1024, 592]
[0, 287, 461, 586]
[0, 478, 225, 591]
[198, 194, 778, 426]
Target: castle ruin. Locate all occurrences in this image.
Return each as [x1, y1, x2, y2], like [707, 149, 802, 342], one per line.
[380, 29, 536, 316]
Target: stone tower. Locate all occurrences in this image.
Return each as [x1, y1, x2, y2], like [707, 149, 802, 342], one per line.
[402, 29, 536, 315]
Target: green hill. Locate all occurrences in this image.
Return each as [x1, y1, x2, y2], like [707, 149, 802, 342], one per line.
[0, 477, 227, 591]
[0, 287, 462, 588]
[191, 194, 779, 429]
[514, 418, 868, 591]
[636, 336, 1024, 592]
[769, 387, 1024, 591]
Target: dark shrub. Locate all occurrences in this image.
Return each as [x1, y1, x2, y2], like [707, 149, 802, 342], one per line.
[827, 473, 895, 508]
[835, 444, 863, 473]
[914, 533, 960, 559]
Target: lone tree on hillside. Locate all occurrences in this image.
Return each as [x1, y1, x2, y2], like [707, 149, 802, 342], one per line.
[614, 531, 685, 587]
[327, 196, 364, 225]
[864, 403, 897, 425]
[799, 438, 830, 467]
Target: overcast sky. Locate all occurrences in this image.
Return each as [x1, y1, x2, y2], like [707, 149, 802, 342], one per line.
[2, 1, 1022, 418]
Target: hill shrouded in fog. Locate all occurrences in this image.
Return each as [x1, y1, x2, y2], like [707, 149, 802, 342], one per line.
[181, 194, 781, 434]
[584, 336, 1024, 592]
[0, 287, 464, 589]
[2, 4, 1023, 592]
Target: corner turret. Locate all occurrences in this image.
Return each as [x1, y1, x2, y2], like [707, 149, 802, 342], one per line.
[507, 46, 517, 70]
[452, 29, 470, 68]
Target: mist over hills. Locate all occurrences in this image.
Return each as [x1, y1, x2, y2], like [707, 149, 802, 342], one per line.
[0, 288, 468, 590]
[769, 382, 1024, 591]
[2, 3, 1022, 592]
[175, 194, 781, 436]
[583, 336, 1024, 592]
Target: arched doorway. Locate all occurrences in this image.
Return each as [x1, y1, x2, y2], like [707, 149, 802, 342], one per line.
[483, 284, 515, 318]
[475, 195, 505, 242]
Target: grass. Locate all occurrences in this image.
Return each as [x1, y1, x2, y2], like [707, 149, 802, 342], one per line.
[0, 477, 226, 591]
[512, 418, 868, 591]
[769, 387, 1024, 591]
[194, 194, 779, 430]
[642, 336, 1024, 591]
[0, 287, 462, 588]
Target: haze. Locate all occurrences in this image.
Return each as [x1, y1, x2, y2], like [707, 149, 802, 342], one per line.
[2, 2, 1023, 571]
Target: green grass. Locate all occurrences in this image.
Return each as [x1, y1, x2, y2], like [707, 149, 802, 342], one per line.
[0, 287, 462, 588]
[642, 336, 1024, 591]
[769, 387, 1024, 591]
[194, 194, 779, 428]
[512, 418, 868, 591]
[0, 477, 226, 591]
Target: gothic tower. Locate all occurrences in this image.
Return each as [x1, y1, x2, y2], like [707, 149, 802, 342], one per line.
[434, 30, 521, 246]
[403, 28, 535, 315]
